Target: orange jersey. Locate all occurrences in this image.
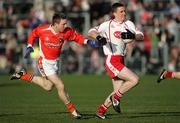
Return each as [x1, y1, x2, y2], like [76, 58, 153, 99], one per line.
[28, 24, 87, 60]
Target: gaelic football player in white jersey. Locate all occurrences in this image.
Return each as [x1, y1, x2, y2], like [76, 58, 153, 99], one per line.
[88, 2, 144, 119]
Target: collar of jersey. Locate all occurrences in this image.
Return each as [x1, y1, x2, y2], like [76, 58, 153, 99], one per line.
[112, 19, 124, 25]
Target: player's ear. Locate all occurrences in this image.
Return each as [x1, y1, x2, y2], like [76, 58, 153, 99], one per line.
[54, 23, 58, 28]
[55, 24, 58, 28]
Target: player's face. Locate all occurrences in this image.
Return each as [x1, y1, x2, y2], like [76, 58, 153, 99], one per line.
[56, 19, 68, 32]
[113, 6, 126, 22]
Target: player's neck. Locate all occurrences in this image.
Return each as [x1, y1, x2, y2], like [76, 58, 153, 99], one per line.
[51, 25, 58, 34]
[114, 17, 124, 24]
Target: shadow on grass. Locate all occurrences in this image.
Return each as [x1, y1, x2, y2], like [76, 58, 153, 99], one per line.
[0, 82, 23, 87]
[79, 111, 180, 119]
[107, 111, 180, 119]
[0, 112, 70, 118]
[1, 111, 180, 119]
[44, 111, 97, 120]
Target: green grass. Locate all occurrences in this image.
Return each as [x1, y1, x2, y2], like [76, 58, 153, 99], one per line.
[0, 74, 180, 123]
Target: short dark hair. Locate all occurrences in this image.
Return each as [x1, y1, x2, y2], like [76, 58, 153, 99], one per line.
[52, 13, 67, 25]
[111, 2, 125, 13]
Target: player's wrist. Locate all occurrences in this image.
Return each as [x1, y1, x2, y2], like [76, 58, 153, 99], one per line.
[27, 44, 33, 48]
[26, 46, 34, 53]
[84, 39, 88, 44]
[96, 35, 102, 41]
[87, 39, 99, 48]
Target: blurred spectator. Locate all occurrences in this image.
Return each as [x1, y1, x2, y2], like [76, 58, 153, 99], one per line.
[162, 15, 178, 38]
[70, 42, 87, 74]
[140, 3, 153, 25]
[168, 46, 179, 71]
[170, 2, 180, 22]
[61, 42, 78, 74]
[53, 1, 66, 13]
[143, 28, 152, 67]
[90, 49, 105, 74]
[5, 33, 17, 71]
[0, 0, 179, 75]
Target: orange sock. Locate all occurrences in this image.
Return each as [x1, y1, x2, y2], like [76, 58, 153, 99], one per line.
[66, 102, 76, 113]
[20, 73, 34, 82]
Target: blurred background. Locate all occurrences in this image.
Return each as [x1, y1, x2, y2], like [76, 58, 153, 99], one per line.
[0, 0, 179, 75]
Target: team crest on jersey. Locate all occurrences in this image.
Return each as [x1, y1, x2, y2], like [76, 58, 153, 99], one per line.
[59, 37, 63, 42]
[114, 31, 121, 39]
[45, 37, 49, 42]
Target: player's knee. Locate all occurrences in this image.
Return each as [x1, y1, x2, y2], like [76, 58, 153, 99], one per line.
[47, 85, 54, 91]
[134, 77, 139, 85]
[44, 82, 54, 91]
[130, 76, 139, 86]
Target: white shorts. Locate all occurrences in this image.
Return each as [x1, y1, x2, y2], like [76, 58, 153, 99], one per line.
[38, 57, 59, 77]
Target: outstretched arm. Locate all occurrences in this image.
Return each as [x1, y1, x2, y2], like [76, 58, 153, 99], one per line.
[68, 27, 107, 48]
[87, 30, 107, 47]
[88, 30, 99, 39]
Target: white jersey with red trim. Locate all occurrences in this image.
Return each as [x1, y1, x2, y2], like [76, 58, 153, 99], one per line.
[89, 19, 143, 56]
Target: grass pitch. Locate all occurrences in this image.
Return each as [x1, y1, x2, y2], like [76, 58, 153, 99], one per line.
[0, 74, 180, 123]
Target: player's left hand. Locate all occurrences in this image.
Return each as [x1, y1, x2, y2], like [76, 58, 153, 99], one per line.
[121, 29, 135, 39]
[87, 40, 99, 48]
[24, 46, 34, 59]
[87, 39, 107, 48]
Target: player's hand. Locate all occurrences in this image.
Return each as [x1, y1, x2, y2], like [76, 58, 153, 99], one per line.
[87, 40, 99, 48]
[24, 46, 34, 59]
[121, 29, 135, 39]
[96, 35, 107, 46]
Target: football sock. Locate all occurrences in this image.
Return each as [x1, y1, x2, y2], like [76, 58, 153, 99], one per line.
[114, 90, 123, 100]
[164, 71, 174, 78]
[97, 104, 107, 113]
[20, 73, 34, 82]
[66, 102, 76, 113]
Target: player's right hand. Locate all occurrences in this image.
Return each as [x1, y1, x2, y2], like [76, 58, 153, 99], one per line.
[96, 35, 107, 46]
[24, 46, 34, 59]
[121, 29, 135, 39]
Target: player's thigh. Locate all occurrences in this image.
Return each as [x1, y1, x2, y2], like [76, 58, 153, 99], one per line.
[42, 77, 54, 86]
[117, 66, 139, 82]
[33, 76, 52, 84]
[47, 74, 64, 89]
[174, 72, 180, 79]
